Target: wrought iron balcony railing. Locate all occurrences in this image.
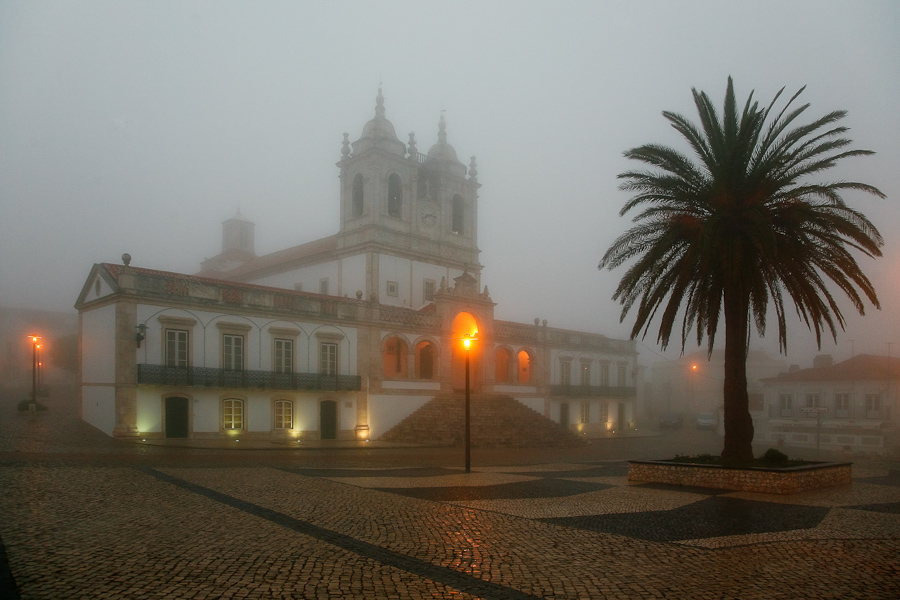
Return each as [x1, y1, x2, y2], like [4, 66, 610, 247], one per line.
[137, 364, 361, 392]
[549, 385, 636, 398]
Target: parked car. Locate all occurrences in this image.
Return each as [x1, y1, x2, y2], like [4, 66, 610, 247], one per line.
[696, 412, 717, 429]
[658, 413, 683, 429]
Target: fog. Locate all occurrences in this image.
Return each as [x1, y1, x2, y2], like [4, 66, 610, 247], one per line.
[1, 1, 897, 368]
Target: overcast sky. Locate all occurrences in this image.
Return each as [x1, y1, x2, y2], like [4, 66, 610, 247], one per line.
[1, 1, 898, 367]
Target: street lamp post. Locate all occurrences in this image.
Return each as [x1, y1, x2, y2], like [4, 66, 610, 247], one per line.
[690, 363, 697, 412]
[462, 334, 476, 473]
[28, 336, 41, 405]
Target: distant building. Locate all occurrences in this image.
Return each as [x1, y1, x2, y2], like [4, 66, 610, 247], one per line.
[645, 349, 787, 430]
[761, 354, 900, 456]
[74, 90, 639, 442]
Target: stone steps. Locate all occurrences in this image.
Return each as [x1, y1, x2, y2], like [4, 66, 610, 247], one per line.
[380, 394, 584, 448]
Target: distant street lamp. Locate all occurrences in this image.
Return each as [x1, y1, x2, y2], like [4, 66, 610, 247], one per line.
[28, 336, 41, 404]
[462, 334, 477, 473]
[690, 363, 698, 411]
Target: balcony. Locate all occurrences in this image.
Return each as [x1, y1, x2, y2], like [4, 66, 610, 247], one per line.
[137, 364, 361, 392]
[549, 385, 636, 398]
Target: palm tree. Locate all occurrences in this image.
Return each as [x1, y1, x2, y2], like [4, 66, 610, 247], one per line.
[599, 78, 884, 463]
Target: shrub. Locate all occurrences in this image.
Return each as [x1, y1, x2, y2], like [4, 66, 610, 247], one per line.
[761, 448, 789, 465]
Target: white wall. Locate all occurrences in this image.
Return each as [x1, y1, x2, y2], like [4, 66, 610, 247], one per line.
[136, 389, 163, 433]
[340, 397, 356, 431]
[81, 304, 116, 383]
[367, 394, 432, 438]
[248, 397, 270, 432]
[250, 260, 341, 295]
[82, 385, 116, 435]
[515, 397, 544, 414]
[295, 397, 319, 432]
[340, 254, 366, 299]
[194, 397, 219, 432]
[378, 254, 462, 309]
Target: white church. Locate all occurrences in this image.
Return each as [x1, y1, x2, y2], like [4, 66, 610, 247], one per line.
[75, 90, 639, 444]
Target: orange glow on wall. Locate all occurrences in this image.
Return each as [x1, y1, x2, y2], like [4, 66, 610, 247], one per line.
[452, 312, 478, 341]
[517, 350, 531, 384]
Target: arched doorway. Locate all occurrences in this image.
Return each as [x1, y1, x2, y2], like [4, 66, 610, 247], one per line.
[415, 341, 436, 379]
[320, 400, 337, 440]
[382, 336, 409, 378]
[451, 312, 480, 392]
[517, 350, 532, 384]
[165, 396, 189, 438]
[495, 348, 511, 383]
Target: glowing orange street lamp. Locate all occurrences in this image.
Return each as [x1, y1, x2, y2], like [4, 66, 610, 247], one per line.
[28, 336, 41, 404]
[690, 363, 698, 410]
[462, 334, 477, 473]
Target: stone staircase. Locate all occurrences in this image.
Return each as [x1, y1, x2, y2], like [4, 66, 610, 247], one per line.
[379, 394, 584, 448]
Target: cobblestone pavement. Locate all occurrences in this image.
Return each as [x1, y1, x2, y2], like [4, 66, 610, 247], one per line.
[1, 393, 899, 599]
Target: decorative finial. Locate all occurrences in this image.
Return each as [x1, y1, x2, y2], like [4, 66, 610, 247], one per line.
[375, 87, 385, 119]
[121, 253, 132, 266]
[341, 133, 351, 159]
[437, 111, 447, 144]
[408, 132, 417, 157]
[468, 156, 478, 179]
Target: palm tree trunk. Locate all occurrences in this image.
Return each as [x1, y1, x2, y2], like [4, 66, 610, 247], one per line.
[721, 286, 754, 463]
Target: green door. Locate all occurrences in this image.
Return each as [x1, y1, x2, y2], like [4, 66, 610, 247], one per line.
[165, 397, 189, 438]
[320, 400, 337, 440]
[559, 403, 570, 429]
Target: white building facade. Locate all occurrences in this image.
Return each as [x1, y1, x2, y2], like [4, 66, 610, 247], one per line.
[761, 354, 900, 456]
[76, 91, 638, 442]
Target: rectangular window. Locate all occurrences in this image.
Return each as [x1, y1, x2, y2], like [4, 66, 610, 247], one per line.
[560, 359, 571, 386]
[320, 342, 338, 375]
[780, 394, 793, 417]
[580, 363, 591, 387]
[598, 402, 609, 423]
[580, 402, 590, 424]
[274, 339, 293, 374]
[599, 364, 610, 387]
[223, 334, 244, 371]
[805, 394, 820, 408]
[386, 281, 399, 297]
[274, 400, 293, 430]
[224, 399, 243, 430]
[319, 278, 329, 295]
[835, 393, 850, 418]
[165, 329, 189, 368]
[866, 394, 881, 418]
[617, 365, 627, 387]
[423, 279, 436, 302]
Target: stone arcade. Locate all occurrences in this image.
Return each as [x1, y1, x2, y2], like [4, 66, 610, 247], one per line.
[75, 90, 639, 443]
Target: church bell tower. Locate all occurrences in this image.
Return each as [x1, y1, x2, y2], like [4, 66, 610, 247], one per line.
[336, 89, 481, 276]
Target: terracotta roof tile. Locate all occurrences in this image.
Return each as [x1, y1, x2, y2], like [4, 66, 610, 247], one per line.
[766, 354, 900, 382]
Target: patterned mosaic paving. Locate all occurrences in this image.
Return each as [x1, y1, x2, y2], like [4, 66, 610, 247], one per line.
[291, 463, 900, 549]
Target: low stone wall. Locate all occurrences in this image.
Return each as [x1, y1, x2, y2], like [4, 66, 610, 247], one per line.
[628, 460, 852, 494]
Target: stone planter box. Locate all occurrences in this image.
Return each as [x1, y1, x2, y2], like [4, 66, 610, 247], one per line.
[628, 460, 852, 494]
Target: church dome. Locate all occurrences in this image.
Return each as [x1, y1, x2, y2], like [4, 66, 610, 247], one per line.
[352, 88, 405, 156]
[425, 113, 465, 172]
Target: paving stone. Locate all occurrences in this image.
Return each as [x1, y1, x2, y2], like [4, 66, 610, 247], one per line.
[1, 396, 899, 599]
